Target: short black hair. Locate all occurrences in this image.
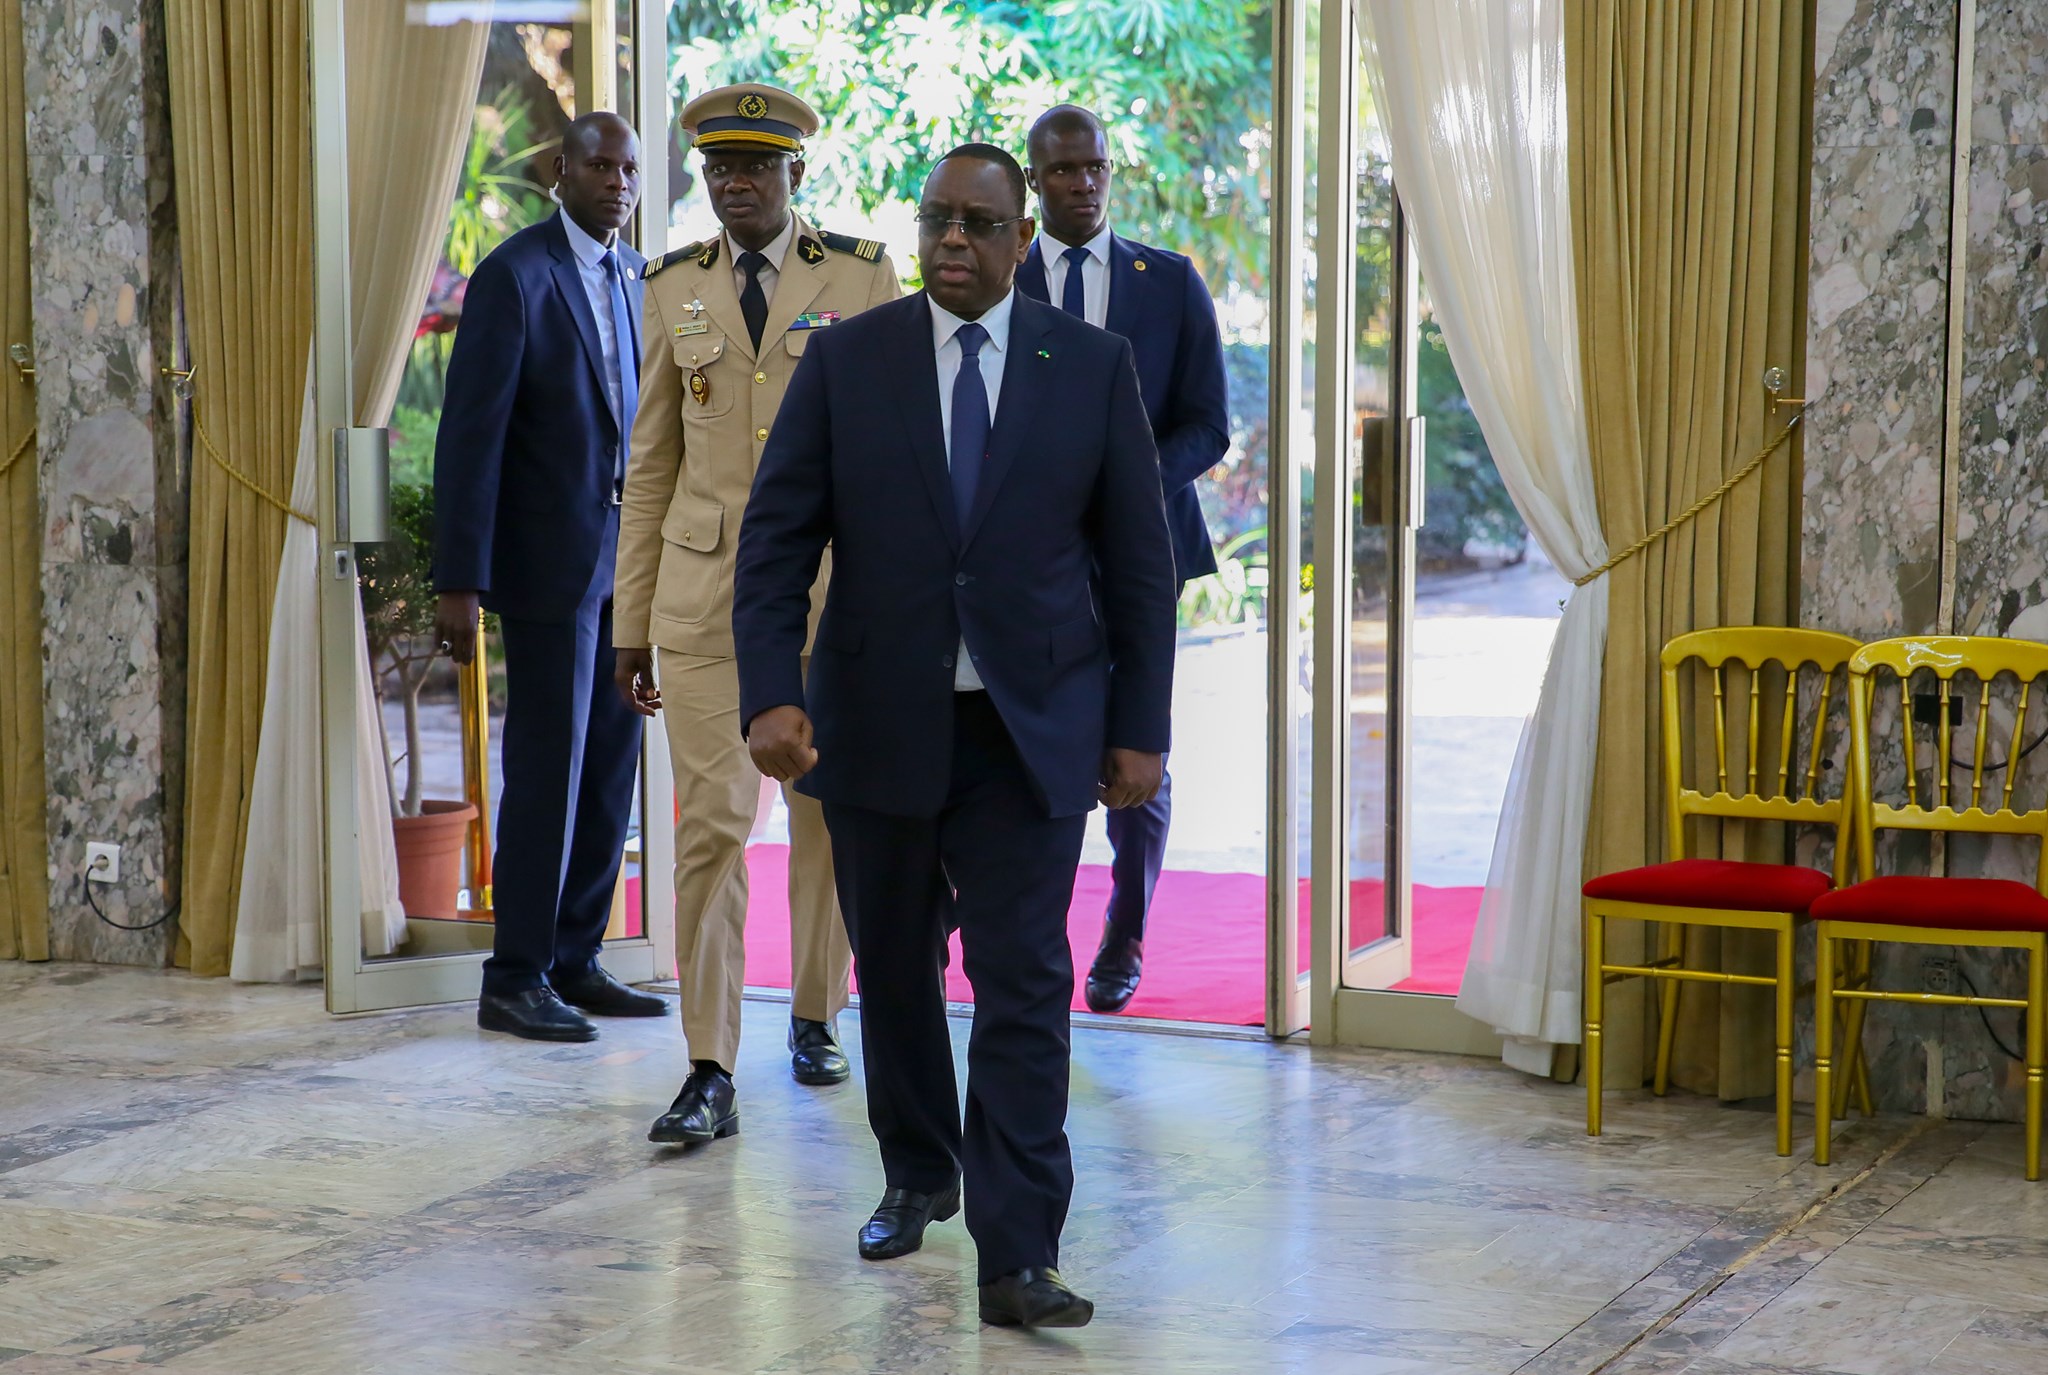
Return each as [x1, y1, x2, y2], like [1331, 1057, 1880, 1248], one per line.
[1026, 104, 1104, 161]
[562, 110, 634, 156]
[934, 142, 1028, 216]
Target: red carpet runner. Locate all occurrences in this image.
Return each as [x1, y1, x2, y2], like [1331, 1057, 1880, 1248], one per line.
[634, 845, 1482, 1026]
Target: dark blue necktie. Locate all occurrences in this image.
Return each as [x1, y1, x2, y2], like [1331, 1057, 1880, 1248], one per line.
[949, 321, 991, 526]
[1060, 245, 1090, 318]
[601, 250, 638, 483]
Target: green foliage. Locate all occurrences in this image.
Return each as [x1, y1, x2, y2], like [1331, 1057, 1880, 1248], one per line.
[358, 485, 444, 816]
[387, 403, 439, 492]
[396, 86, 558, 421]
[358, 484, 439, 657]
[446, 85, 557, 277]
[1416, 315, 1522, 567]
[1179, 524, 1269, 629]
[666, 0, 1272, 289]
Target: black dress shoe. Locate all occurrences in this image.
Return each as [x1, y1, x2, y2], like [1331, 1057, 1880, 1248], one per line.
[553, 966, 669, 1017]
[788, 1016, 850, 1086]
[478, 987, 598, 1042]
[1084, 932, 1143, 1014]
[979, 1267, 1094, 1328]
[648, 1067, 738, 1145]
[857, 1181, 961, 1260]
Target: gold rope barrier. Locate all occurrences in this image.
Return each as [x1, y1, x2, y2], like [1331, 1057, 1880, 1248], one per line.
[0, 425, 32, 479]
[189, 395, 316, 527]
[1573, 409, 1805, 588]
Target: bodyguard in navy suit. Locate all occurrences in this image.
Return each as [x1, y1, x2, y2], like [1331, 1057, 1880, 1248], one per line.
[734, 145, 1177, 1327]
[433, 113, 668, 1042]
[1020, 105, 1231, 1014]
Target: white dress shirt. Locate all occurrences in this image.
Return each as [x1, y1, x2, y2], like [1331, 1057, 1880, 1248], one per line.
[930, 289, 1016, 691]
[558, 210, 626, 425]
[1038, 224, 1113, 329]
[725, 212, 796, 307]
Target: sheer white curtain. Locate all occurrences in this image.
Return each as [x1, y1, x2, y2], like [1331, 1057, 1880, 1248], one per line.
[1357, 0, 1605, 1072]
[232, 8, 489, 980]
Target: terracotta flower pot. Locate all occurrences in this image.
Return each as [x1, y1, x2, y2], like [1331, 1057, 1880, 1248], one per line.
[392, 799, 479, 922]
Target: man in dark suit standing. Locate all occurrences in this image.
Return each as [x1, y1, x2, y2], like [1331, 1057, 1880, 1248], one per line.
[433, 112, 668, 1041]
[733, 145, 1177, 1327]
[1019, 104, 1231, 1015]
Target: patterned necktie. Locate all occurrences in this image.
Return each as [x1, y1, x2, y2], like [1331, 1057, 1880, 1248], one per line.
[600, 250, 638, 483]
[949, 322, 991, 526]
[738, 250, 769, 350]
[1060, 244, 1090, 319]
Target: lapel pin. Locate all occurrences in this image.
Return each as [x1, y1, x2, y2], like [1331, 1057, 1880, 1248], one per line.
[1037, 349, 1051, 359]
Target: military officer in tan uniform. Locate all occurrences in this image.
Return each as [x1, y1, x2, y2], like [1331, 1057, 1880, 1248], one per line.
[613, 83, 900, 1145]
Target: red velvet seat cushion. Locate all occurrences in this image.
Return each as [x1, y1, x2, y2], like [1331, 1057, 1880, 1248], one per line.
[1808, 876, 2048, 933]
[1582, 859, 1832, 914]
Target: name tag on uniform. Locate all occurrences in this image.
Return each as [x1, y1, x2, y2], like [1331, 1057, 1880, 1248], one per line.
[674, 321, 711, 337]
[789, 312, 840, 331]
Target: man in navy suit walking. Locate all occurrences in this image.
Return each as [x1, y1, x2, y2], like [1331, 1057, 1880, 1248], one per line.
[433, 112, 669, 1041]
[734, 144, 1177, 1327]
[1020, 105, 1231, 1014]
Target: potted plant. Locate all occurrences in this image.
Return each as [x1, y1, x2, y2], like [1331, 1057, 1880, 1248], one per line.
[358, 482, 477, 921]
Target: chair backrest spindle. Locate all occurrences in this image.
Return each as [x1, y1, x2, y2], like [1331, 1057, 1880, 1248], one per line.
[1659, 628, 1861, 885]
[1845, 637, 2048, 893]
[1712, 667, 1730, 795]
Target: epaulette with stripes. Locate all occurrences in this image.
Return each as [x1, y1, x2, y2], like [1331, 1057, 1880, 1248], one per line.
[815, 229, 885, 263]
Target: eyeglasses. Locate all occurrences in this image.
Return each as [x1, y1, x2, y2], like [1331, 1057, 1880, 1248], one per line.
[914, 213, 1026, 241]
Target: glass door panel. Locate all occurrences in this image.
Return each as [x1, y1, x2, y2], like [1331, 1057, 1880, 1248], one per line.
[317, 0, 672, 1013]
[1298, 4, 1498, 1053]
[1399, 274, 1570, 997]
[1344, 93, 1398, 969]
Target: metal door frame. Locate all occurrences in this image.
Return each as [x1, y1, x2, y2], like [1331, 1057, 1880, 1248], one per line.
[313, 0, 675, 1013]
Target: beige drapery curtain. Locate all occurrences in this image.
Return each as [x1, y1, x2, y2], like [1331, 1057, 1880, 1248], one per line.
[167, 1, 315, 976]
[0, 0, 49, 963]
[349, 8, 491, 423]
[1569, 0, 1809, 1095]
[232, 6, 488, 980]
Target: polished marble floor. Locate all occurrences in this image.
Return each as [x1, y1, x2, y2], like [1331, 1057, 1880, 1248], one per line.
[0, 962, 2043, 1374]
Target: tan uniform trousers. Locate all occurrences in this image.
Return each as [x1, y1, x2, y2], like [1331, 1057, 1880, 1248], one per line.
[658, 649, 850, 1070]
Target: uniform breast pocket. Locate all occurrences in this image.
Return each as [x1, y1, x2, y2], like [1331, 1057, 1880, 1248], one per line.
[672, 334, 737, 419]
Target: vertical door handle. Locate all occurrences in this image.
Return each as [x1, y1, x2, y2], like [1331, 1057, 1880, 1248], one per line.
[1405, 416, 1427, 529]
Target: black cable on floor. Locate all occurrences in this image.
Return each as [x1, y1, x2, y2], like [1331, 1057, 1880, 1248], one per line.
[1954, 964, 2025, 1063]
[84, 876, 177, 933]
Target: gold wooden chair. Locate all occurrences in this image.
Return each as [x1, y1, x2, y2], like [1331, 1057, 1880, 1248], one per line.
[1584, 627, 1866, 1156]
[1814, 636, 2048, 1180]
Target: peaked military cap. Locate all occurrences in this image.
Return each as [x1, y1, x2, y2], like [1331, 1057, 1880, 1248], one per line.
[680, 83, 819, 155]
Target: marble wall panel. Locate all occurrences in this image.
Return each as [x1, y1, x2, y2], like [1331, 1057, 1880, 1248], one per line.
[1812, 0, 1957, 150]
[22, 0, 182, 965]
[1801, 139, 1950, 640]
[1803, 0, 2048, 1122]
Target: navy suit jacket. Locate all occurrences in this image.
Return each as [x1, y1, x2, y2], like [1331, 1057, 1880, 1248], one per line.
[433, 214, 646, 621]
[1018, 234, 1228, 583]
[733, 291, 1178, 819]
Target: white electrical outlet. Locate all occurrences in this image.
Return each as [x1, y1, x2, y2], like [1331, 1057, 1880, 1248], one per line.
[85, 842, 120, 884]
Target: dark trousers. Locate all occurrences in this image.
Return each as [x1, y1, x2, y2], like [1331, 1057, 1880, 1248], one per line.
[483, 582, 642, 997]
[824, 692, 1085, 1283]
[1103, 768, 1171, 942]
